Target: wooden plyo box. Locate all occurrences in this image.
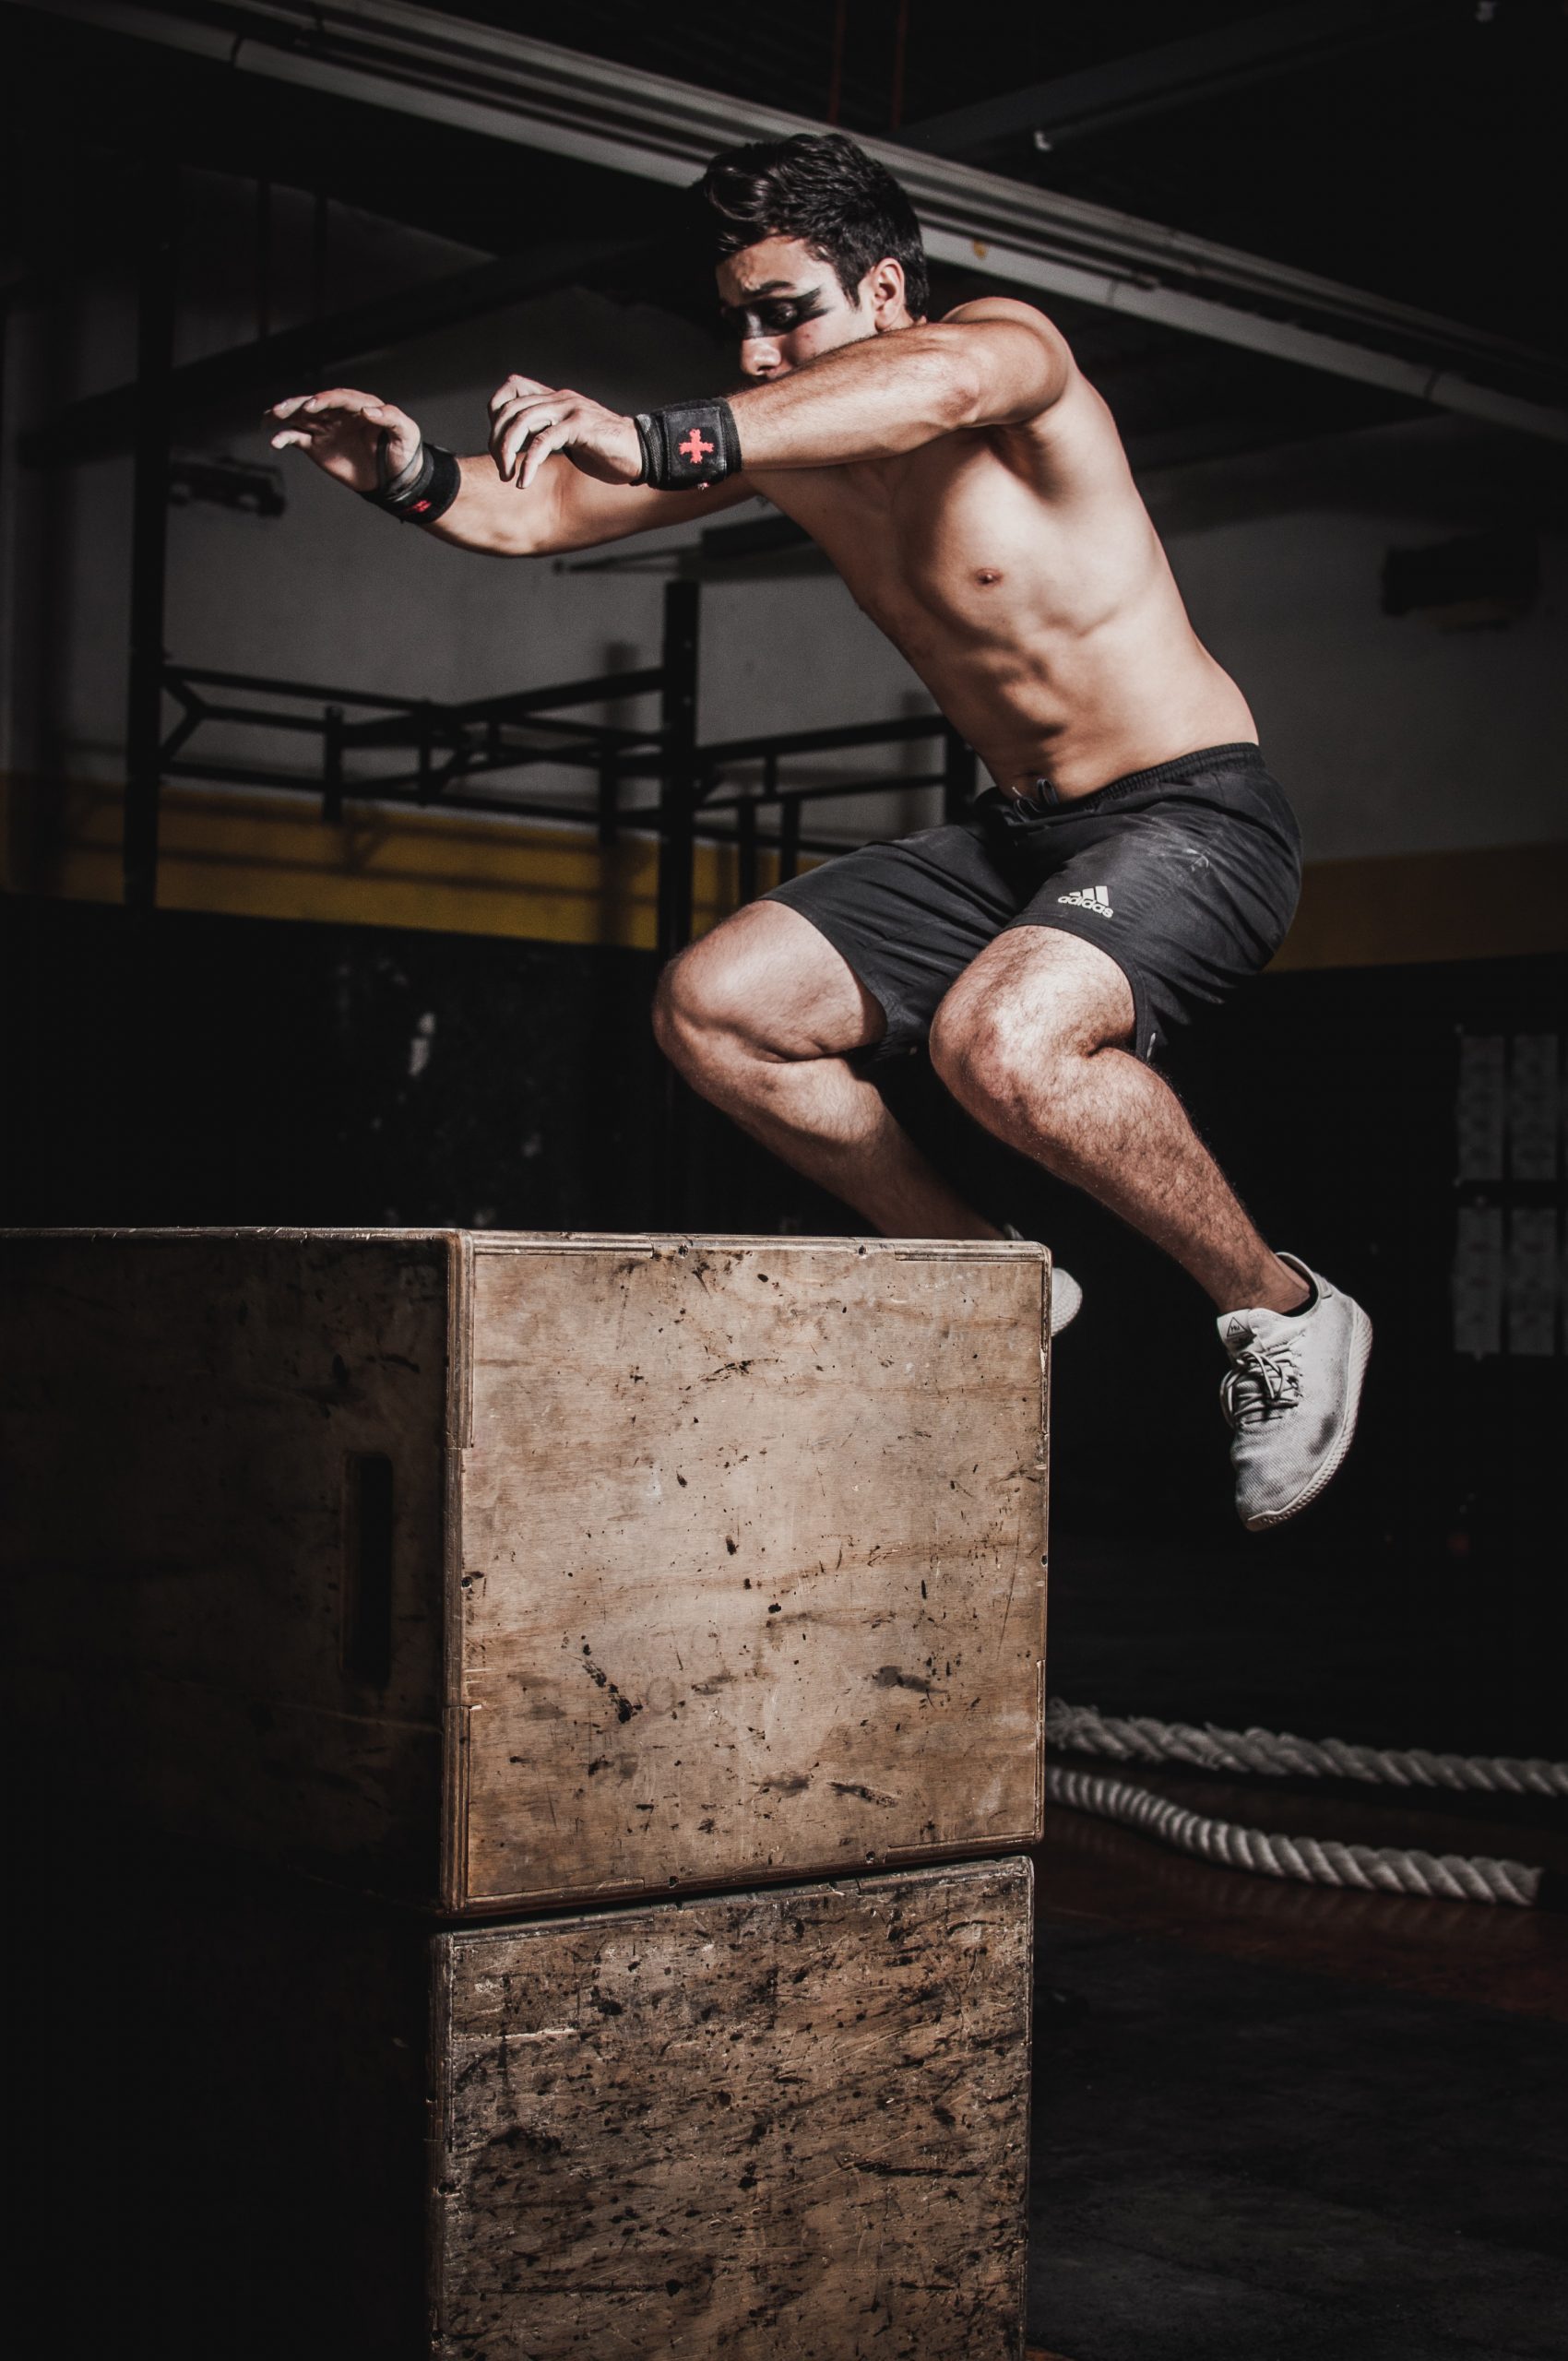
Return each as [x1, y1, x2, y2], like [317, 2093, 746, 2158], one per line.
[6, 1231, 1044, 2356]
[1, 1229, 1051, 1913]
[33, 1851, 1033, 2360]
[436, 1859, 1033, 2358]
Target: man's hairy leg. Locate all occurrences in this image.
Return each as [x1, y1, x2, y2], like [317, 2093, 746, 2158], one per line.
[930, 929, 1306, 1313]
[654, 902, 995, 1239]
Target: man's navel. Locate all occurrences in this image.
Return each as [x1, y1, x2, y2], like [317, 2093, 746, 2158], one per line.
[975, 569, 1004, 587]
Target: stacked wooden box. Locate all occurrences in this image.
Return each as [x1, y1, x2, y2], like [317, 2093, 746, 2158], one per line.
[2, 1230, 1051, 2357]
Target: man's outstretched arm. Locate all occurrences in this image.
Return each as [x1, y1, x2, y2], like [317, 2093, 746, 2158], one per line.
[486, 300, 1074, 487]
[266, 384, 756, 554]
[731, 301, 1075, 469]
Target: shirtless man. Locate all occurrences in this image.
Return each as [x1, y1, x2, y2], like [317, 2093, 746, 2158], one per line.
[269, 131, 1370, 1530]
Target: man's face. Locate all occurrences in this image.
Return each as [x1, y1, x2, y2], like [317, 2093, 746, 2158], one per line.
[717, 236, 880, 380]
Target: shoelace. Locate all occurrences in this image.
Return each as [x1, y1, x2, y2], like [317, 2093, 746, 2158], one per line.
[1220, 1339, 1302, 1430]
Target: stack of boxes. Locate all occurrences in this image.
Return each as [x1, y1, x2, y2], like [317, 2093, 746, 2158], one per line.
[3, 1229, 1051, 2357]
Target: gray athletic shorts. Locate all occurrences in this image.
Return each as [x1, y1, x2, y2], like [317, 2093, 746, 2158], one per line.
[765, 742, 1301, 1064]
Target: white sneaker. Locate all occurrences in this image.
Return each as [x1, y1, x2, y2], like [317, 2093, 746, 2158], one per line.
[1218, 1254, 1372, 1531]
[1003, 1224, 1082, 1337]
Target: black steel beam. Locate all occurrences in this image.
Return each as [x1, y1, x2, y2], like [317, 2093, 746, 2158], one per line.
[698, 712, 943, 771]
[160, 759, 628, 830]
[701, 773, 948, 813]
[902, 1, 1441, 156]
[943, 726, 976, 821]
[172, 704, 330, 736]
[124, 162, 179, 912]
[777, 800, 802, 886]
[656, 580, 700, 965]
[655, 578, 701, 1227]
[21, 237, 649, 469]
[446, 669, 665, 723]
[702, 825, 849, 860]
[157, 746, 852, 854]
[736, 797, 758, 906]
[148, 633, 967, 890]
[167, 664, 420, 710]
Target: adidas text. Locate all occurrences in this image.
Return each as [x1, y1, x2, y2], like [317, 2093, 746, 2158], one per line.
[1057, 884, 1114, 917]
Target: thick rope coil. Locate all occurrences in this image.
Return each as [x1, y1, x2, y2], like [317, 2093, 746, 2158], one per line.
[1046, 1699, 1568, 1800]
[1045, 1763, 1542, 1907]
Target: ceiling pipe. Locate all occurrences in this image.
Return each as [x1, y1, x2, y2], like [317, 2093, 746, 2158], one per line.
[18, 0, 1566, 443]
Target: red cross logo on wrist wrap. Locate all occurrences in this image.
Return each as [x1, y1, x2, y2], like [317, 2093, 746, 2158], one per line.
[679, 427, 715, 466]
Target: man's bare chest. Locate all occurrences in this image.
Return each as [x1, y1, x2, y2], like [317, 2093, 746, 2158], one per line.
[754, 441, 1075, 649]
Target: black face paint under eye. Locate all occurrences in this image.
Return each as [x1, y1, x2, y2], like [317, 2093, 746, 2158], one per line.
[721, 288, 833, 341]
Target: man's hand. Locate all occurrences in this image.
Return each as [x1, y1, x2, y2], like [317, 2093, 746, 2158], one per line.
[488, 375, 643, 491]
[266, 387, 422, 492]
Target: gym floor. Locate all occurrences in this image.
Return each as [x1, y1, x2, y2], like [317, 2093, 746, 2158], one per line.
[1027, 1544, 1568, 2361]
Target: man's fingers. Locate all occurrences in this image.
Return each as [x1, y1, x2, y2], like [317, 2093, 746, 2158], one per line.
[301, 386, 386, 415]
[518, 421, 577, 489]
[267, 416, 337, 448]
[494, 397, 573, 481]
[267, 392, 380, 429]
[268, 388, 413, 430]
[489, 374, 552, 415]
[488, 391, 552, 436]
[502, 418, 552, 481]
[485, 395, 529, 474]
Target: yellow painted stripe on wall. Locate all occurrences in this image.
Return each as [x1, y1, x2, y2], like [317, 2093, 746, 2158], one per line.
[2, 777, 778, 949]
[1271, 840, 1568, 971]
[5, 776, 1566, 968]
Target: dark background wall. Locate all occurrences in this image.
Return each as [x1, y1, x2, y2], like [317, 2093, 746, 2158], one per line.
[3, 0, 1564, 1914]
[8, 896, 1563, 1762]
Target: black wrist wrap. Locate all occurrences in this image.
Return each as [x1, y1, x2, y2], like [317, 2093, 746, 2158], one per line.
[360, 436, 461, 525]
[633, 399, 742, 491]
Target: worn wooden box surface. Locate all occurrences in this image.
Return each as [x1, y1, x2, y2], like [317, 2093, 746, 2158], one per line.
[1, 1229, 1050, 1909]
[434, 1857, 1033, 2359]
[25, 1850, 1030, 2360]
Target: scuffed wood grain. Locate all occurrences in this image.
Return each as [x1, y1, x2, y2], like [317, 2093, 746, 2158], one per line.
[0, 1230, 1049, 1916]
[457, 1238, 1048, 1909]
[0, 1229, 451, 1896]
[434, 1857, 1032, 2360]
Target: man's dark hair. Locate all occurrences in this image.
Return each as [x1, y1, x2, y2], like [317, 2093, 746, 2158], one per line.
[698, 133, 930, 319]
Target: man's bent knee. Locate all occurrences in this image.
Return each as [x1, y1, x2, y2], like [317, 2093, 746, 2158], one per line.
[932, 932, 1132, 1096]
[930, 991, 1043, 1118]
[651, 944, 707, 1055]
[655, 901, 884, 1071]
[930, 970, 1100, 1131]
[651, 939, 750, 1079]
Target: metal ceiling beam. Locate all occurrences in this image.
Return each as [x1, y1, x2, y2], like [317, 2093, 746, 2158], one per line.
[902, 1, 1441, 158]
[16, 0, 1566, 444]
[19, 237, 647, 468]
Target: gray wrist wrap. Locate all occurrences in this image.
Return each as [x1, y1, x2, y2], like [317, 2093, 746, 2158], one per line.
[633, 399, 742, 490]
[360, 434, 461, 525]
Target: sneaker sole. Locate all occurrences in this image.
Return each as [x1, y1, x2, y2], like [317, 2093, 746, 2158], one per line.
[1005, 1228, 1083, 1337]
[1242, 1299, 1372, 1532]
[1050, 1268, 1083, 1338]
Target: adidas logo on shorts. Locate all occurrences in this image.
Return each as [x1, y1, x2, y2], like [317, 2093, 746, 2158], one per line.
[1057, 884, 1114, 917]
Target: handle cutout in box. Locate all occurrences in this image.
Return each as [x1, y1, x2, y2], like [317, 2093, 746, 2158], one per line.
[342, 1452, 395, 1689]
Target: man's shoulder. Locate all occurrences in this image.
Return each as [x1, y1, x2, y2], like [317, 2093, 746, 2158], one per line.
[938, 297, 1078, 421]
[940, 294, 1067, 344]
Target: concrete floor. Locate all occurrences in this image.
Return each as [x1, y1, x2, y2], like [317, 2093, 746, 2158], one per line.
[1025, 1795, 1568, 2360]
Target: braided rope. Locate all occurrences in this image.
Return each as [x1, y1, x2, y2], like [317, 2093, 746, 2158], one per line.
[1046, 1699, 1568, 1800]
[1046, 1763, 1542, 1907]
